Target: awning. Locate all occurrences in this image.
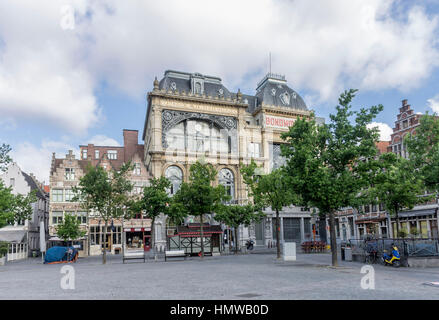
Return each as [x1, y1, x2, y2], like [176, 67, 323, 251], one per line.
[398, 208, 437, 218]
[0, 230, 26, 243]
[124, 227, 151, 232]
[48, 236, 86, 241]
[355, 217, 386, 224]
[175, 224, 223, 237]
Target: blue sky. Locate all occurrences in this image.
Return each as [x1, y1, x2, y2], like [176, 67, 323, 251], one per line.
[1, 0, 439, 183]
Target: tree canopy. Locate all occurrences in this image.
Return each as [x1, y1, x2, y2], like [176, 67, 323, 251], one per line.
[72, 162, 134, 264]
[56, 213, 86, 244]
[405, 113, 439, 192]
[133, 176, 171, 253]
[281, 89, 382, 266]
[0, 145, 37, 229]
[241, 160, 298, 258]
[172, 160, 229, 258]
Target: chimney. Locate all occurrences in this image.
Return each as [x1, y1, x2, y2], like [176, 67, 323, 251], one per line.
[123, 129, 139, 162]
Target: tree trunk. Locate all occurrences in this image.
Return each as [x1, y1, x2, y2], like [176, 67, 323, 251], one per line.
[200, 214, 204, 259]
[103, 220, 108, 265]
[395, 205, 400, 238]
[275, 209, 281, 259]
[234, 227, 238, 254]
[329, 211, 338, 267]
[227, 227, 233, 254]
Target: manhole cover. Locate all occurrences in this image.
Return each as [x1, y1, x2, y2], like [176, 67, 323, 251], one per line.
[235, 293, 261, 298]
[423, 282, 439, 287]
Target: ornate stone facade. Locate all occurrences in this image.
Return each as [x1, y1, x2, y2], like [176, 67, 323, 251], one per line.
[143, 70, 318, 248]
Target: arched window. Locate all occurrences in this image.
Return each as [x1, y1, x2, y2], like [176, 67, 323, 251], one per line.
[165, 119, 229, 154]
[165, 166, 183, 195]
[219, 168, 234, 201]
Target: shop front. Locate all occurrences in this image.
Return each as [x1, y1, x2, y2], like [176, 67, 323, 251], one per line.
[124, 228, 151, 251]
[123, 218, 152, 252]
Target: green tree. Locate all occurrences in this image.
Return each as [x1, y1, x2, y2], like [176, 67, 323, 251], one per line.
[172, 160, 229, 258]
[134, 176, 171, 257]
[0, 144, 12, 172]
[0, 181, 36, 228]
[214, 203, 263, 253]
[56, 213, 86, 246]
[0, 241, 8, 258]
[0, 144, 14, 227]
[241, 160, 298, 259]
[369, 152, 428, 237]
[405, 113, 439, 192]
[72, 163, 134, 264]
[281, 89, 382, 266]
[0, 145, 36, 228]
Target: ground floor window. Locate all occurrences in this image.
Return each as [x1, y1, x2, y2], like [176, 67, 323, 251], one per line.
[90, 226, 101, 245]
[126, 231, 150, 249]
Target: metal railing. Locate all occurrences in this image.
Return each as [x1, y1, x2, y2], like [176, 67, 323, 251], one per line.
[348, 238, 439, 258]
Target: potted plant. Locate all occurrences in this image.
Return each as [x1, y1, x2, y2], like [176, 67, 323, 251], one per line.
[0, 241, 8, 266]
[410, 227, 419, 239]
[397, 229, 408, 239]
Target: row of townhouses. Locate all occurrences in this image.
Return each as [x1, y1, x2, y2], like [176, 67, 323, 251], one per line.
[333, 100, 439, 243]
[2, 70, 438, 260]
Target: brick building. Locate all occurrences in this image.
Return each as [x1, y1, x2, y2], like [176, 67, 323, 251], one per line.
[49, 130, 151, 257]
[333, 99, 439, 242]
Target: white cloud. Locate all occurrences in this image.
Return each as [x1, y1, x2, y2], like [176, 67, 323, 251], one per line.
[0, 0, 438, 133]
[367, 122, 393, 141]
[0, 1, 100, 135]
[87, 135, 120, 147]
[11, 139, 79, 184]
[427, 94, 439, 113]
[78, 0, 439, 101]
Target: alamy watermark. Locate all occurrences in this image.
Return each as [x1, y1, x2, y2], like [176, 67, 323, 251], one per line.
[360, 265, 375, 290]
[60, 265, 75, 290]
[60, 5, 75, 30]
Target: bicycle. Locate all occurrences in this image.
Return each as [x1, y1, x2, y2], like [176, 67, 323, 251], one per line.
[364, 250, 378, 264]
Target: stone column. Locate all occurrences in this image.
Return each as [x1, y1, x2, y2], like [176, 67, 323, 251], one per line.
[280, 215, 284, 243]
[388, 216, 393, 238]
[300, 217, 305, 242]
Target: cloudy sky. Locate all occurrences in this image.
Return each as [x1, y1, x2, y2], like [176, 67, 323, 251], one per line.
[1, 0, 439, 183]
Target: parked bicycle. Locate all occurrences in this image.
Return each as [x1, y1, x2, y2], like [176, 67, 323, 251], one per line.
[364, 241, 378, 264]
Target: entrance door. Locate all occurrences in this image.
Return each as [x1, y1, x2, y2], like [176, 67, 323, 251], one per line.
[143, 235, 151, 251]
[255, 221, 264, 245]
[104, 233, 112, 252]
[431, 220, 438, 238]
[283, 218, 301, 244]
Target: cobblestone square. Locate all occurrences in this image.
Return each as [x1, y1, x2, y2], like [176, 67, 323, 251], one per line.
[1, 253, 439, 299]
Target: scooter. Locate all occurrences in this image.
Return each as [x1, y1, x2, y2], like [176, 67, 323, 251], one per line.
[381, 244, 401, 268]
[246, 239, 254, 251]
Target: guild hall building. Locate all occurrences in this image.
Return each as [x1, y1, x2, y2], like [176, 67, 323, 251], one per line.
[142, 70, 325, 249]
[48, 70, 325, 256]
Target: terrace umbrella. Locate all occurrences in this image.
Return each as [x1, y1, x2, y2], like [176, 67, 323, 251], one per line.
[40, 220, 46, 262]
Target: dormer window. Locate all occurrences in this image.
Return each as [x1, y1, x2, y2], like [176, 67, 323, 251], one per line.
[195, 82, 202, 94]
[191, 74, 204, 95]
